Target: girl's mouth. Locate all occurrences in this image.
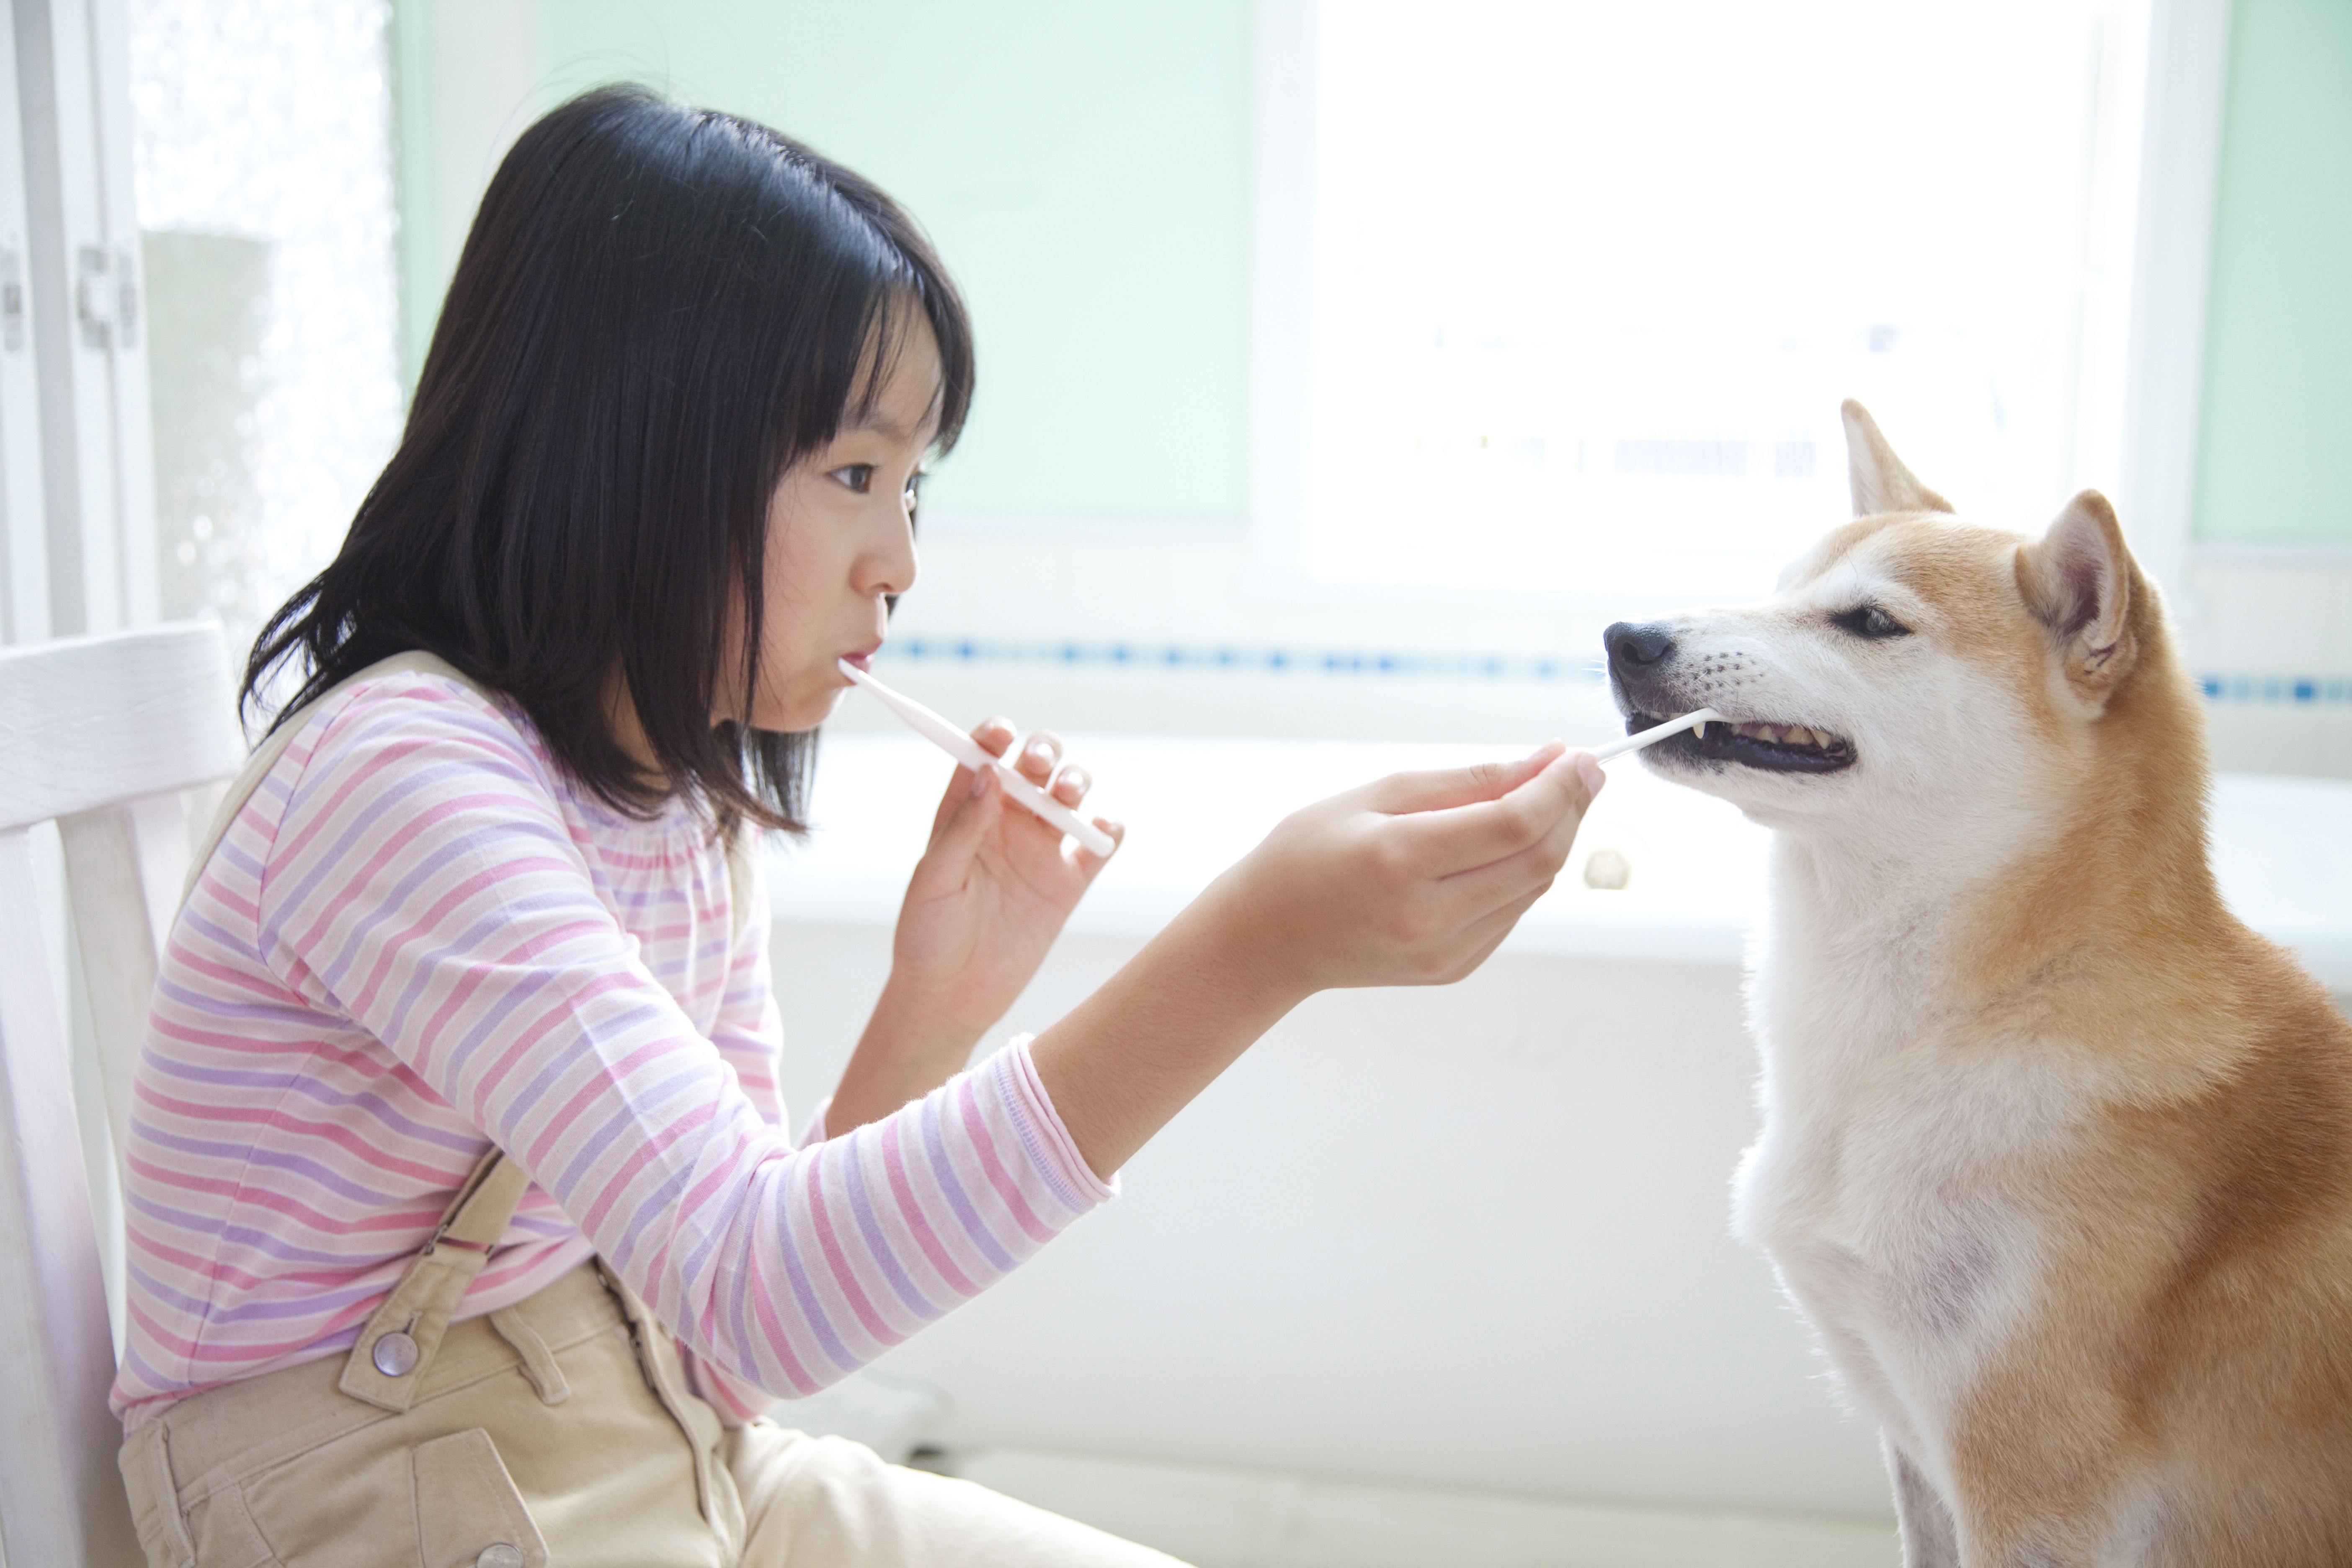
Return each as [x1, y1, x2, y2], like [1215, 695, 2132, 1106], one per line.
[841, 647, 879, 673]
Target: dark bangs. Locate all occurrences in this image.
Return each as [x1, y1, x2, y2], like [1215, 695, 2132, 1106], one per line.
[245, 84, 975, 834]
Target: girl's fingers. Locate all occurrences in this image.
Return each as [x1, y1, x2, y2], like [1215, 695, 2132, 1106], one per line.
[934, 720, 1016, 833]
[1014, 730, 1063, 787]
[1052, 765, 1090, 806]
[1363, 743, 1565, 817]
[971, 717, 1019, 759]
[1397, 750, 1599, 875]
[1428, 834, 1566, 929]
[934, 720, 1025, 840]
[1072, 816, 1124, 875]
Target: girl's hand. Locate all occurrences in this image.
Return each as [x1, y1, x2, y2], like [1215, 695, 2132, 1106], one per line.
[866, 720, 1122, 1062]
[1203, 740, 1602, 999]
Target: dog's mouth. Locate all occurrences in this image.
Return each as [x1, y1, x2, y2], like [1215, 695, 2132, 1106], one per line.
[1627, 712, 1857, 774]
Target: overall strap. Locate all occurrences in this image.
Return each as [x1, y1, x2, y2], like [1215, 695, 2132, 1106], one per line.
[337, 1148, 534, 1413]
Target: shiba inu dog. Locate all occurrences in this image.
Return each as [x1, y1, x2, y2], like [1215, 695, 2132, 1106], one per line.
[1604, 403, 2352, 1565]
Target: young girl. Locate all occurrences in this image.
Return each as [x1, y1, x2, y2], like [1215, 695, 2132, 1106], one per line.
[112, 87, 1603, 1567]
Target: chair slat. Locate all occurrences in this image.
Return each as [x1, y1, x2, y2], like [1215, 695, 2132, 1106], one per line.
[61, 790, 194, 1181]
[0, 624, 243, 831]
[0, 830, 142, 1568]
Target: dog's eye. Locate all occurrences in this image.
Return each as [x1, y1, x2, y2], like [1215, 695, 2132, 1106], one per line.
[1833, 604, 1911, 640]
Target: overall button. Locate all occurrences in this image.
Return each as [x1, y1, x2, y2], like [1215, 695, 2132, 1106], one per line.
[371, 1329, 420, 1377]
[476, 1546, 526, 1568]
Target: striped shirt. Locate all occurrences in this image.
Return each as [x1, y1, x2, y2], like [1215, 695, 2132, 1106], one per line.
[111, 669, 1113, 1430]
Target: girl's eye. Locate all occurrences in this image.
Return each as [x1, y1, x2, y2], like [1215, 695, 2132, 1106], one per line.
[902, 472, 925, 511]
[831, 464, 876, 494]
[1832, 603, 1911, 640]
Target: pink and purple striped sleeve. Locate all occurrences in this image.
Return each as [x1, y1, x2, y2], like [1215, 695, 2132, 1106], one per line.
[260, 683, 1115, 1406]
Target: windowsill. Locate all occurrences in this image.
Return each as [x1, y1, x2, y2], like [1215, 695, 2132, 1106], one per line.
[774, 734, 2352, 987]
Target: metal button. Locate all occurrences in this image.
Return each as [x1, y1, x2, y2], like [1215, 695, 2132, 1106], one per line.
[371, 1329, 420, 1377]
[476, 1546, 526, 1568]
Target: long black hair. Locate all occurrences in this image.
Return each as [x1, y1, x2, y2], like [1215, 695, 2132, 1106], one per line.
[245, 84, 974, 833]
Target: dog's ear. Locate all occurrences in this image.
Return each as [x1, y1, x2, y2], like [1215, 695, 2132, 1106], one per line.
[1842, 400, 1953, 517]
[2017, 490, 2136, 694]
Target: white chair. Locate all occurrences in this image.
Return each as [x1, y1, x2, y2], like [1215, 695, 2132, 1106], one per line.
[0, 622, 243, 1568]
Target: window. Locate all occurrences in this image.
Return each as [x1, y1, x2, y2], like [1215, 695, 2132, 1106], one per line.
[1297, 0, 2150, 598]
[129, 0, 403, 653]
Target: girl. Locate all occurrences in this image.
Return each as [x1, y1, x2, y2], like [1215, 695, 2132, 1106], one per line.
[113, 86, 1603, 1567]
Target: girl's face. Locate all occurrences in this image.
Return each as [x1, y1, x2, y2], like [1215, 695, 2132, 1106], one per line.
[735, 315, 941, 732]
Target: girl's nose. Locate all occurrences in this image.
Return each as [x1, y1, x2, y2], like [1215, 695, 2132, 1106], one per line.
[864, 507, 918, 598]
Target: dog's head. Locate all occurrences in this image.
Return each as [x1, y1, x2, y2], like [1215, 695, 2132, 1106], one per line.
[1605, 401, 2184, 846]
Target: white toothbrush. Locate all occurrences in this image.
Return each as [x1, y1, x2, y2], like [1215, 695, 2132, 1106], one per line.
[1586, 707, 1723, 763]
[838, 659, 1119, 857]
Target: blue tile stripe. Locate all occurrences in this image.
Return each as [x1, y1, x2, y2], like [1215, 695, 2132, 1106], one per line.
[2197, 676, 2352, 706]
[881, 639, 2352, 706]
[881, 637, 1606, 683]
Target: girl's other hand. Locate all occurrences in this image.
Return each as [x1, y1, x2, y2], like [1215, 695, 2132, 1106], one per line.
[895, 718, 1120, 1029]
[843, 720, 1119, 1109]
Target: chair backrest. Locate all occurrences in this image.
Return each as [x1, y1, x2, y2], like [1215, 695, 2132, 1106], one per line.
[0, 622, 243, 1568]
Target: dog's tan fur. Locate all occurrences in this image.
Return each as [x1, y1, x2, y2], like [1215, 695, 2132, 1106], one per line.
[1619, 405, 2352, 1564]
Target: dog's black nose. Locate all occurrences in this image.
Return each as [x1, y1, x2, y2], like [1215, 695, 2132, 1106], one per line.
[1604, 621, 1676, 673]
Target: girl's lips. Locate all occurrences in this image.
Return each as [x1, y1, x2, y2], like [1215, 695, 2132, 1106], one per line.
[841, 648, 878, 673]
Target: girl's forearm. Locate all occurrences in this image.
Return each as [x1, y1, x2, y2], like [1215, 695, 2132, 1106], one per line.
[1025, 875, 1308, 1179]
[825, 982, 985, 1136]
[826, 877, 1295, 1153]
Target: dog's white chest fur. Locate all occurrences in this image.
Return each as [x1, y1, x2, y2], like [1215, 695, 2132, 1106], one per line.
[1733, 845, 2085, 1488]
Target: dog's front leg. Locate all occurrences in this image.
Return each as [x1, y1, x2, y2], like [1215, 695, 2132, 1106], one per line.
[1886, 1436, 1962, 1568]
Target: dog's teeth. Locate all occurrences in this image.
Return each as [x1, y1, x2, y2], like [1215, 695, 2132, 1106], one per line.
[1785, 726, 1815, 747]
[1756, 724, 1782, 743]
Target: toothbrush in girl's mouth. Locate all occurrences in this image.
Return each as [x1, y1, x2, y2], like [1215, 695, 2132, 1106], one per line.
[1586, 708, 1723, 763]
[838, 659, 1120, 857]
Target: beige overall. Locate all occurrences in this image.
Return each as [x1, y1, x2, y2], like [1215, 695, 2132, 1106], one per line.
[116, 654, 1181, 1568]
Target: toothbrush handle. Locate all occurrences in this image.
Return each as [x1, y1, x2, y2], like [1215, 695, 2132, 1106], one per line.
[840, 661, 1119, 856]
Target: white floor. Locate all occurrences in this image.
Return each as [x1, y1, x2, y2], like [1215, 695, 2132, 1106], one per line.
[775, 1341, 1898, 1567]
[942, 1447, 1899, 1568]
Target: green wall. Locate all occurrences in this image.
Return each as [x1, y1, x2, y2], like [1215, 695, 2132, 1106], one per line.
[2195, 0, 2352, 543]
[395, 0, 1253, 522]
[390, 1, 2351, 543]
